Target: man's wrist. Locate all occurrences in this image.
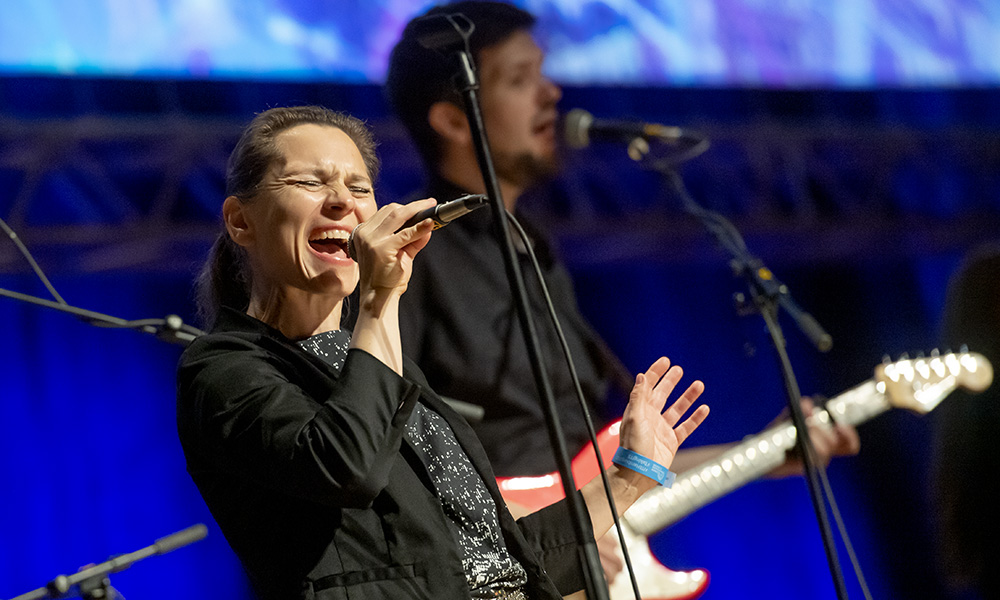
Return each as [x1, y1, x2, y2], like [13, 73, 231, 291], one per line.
[607, 464, 655, 502]
[612, 447, 676, 487]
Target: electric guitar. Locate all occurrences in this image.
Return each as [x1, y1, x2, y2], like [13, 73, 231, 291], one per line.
[497, 351, 993, 600]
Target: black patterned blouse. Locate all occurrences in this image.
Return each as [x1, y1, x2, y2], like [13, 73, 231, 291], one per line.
[297, 330, 529, 598]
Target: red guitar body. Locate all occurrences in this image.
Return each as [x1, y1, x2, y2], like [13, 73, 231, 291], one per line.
[497, 421, 710, 600]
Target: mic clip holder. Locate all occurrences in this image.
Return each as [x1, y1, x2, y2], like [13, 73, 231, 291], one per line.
[729, 256, 833, 353]
[413, 12, 478, 94]
[626, 132, 710, 167]
[414, 12, 475, 55]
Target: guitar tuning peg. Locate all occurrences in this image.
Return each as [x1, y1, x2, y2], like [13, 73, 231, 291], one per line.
[898, 352, 910, 361]
[881, 354, 892, 364]
[930, 348, 941, 357]
[915, 351, 926, 358]
[959, 344, 969, 354]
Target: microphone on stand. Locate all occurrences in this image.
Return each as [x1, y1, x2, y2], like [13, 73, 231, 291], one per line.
[563, 108, 690, 148]
[347, 193, 488, 261]
[9, 524, 208, 600]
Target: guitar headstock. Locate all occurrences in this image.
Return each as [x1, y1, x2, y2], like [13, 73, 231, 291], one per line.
[875, 351, 994, 413]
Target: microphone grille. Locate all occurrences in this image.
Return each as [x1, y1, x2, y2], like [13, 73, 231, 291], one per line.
[563, 108, 594, 149]
[347, 225, 360, 262]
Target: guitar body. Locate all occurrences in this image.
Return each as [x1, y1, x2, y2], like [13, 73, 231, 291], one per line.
[497, 421, 621, 510]
[497, 422, 710, 600]
[607, 520, 709, 600]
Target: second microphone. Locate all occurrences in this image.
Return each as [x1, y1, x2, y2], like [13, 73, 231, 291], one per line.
[347, 193, 488, 262]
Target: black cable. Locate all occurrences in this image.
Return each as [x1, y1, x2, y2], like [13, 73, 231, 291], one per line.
[0, 216, 67, 305]
[814, 434, 875, 600]
[505, 210, 643, 600]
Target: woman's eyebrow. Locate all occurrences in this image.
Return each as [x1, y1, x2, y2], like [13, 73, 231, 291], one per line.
[277, 164, 335, 179]
[346, 172, 372, 185]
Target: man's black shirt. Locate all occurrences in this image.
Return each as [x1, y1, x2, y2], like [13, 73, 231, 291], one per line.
[399, 178, 629, 477]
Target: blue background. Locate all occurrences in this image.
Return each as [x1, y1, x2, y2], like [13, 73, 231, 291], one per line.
[1, 0, 999, 86]
[2, 2, 1000, 600]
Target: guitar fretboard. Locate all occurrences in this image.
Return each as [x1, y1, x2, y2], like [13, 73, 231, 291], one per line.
[623, 380, 890, 535]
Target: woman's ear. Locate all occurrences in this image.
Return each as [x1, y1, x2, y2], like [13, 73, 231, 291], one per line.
[427, 101, 471, 146]
[222, 196, 254, 248]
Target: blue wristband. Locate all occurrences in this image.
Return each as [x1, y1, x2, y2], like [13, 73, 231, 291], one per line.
[612, 447, 676, 487]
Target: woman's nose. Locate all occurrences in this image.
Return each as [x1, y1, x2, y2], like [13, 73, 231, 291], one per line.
[324, 184, 355, 214]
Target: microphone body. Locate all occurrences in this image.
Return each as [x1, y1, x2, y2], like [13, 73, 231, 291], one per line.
[347, 193, 487, 261]
[564, 108, 686, 148]
[413, 193, 489, 230]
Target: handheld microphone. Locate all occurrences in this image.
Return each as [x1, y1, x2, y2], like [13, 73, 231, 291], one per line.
[347, 193, 488, 262]
[564, 108, 687, 149]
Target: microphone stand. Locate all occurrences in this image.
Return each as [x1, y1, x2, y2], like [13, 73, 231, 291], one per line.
[0, 287, 203, 345]
[413, 14, 608, 600]
[651, 161, 849, 600]
[8, 524, 207, 600]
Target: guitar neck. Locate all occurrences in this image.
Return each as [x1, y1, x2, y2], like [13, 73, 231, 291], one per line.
[622, 379, 890, 536]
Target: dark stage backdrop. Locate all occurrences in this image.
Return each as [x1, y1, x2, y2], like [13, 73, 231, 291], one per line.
[1, 79, 998, 600]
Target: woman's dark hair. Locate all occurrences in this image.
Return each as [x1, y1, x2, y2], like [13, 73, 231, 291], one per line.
[195, 106, 379, 327]
[385, 1, 535, 169]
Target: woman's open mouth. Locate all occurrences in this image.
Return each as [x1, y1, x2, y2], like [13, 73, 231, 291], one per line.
[308, 229, 351, 259]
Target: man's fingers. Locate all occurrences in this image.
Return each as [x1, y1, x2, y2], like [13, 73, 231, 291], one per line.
[661, 379, 704, 426]
[641, 357, 671, 387]
[673, 404, 710, 447]
[647, 364, 682, 411]
[833, 424, 861, 456]
[630, 357, 670, 403]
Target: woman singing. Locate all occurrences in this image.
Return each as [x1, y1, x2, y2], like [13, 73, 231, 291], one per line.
[176, 105, 709, 599]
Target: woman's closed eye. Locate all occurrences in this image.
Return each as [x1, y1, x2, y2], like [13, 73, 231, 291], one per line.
[292, 179, 324, 189]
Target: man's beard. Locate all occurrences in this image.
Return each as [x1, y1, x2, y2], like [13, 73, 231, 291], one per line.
[492, 148, 561, 190]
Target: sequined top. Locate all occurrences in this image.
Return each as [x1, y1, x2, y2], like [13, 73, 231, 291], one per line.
[297, 330, 529, 598]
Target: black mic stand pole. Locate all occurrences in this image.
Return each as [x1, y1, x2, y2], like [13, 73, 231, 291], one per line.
[414, 15, 609, 599]
[658, 165, 849, 600]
